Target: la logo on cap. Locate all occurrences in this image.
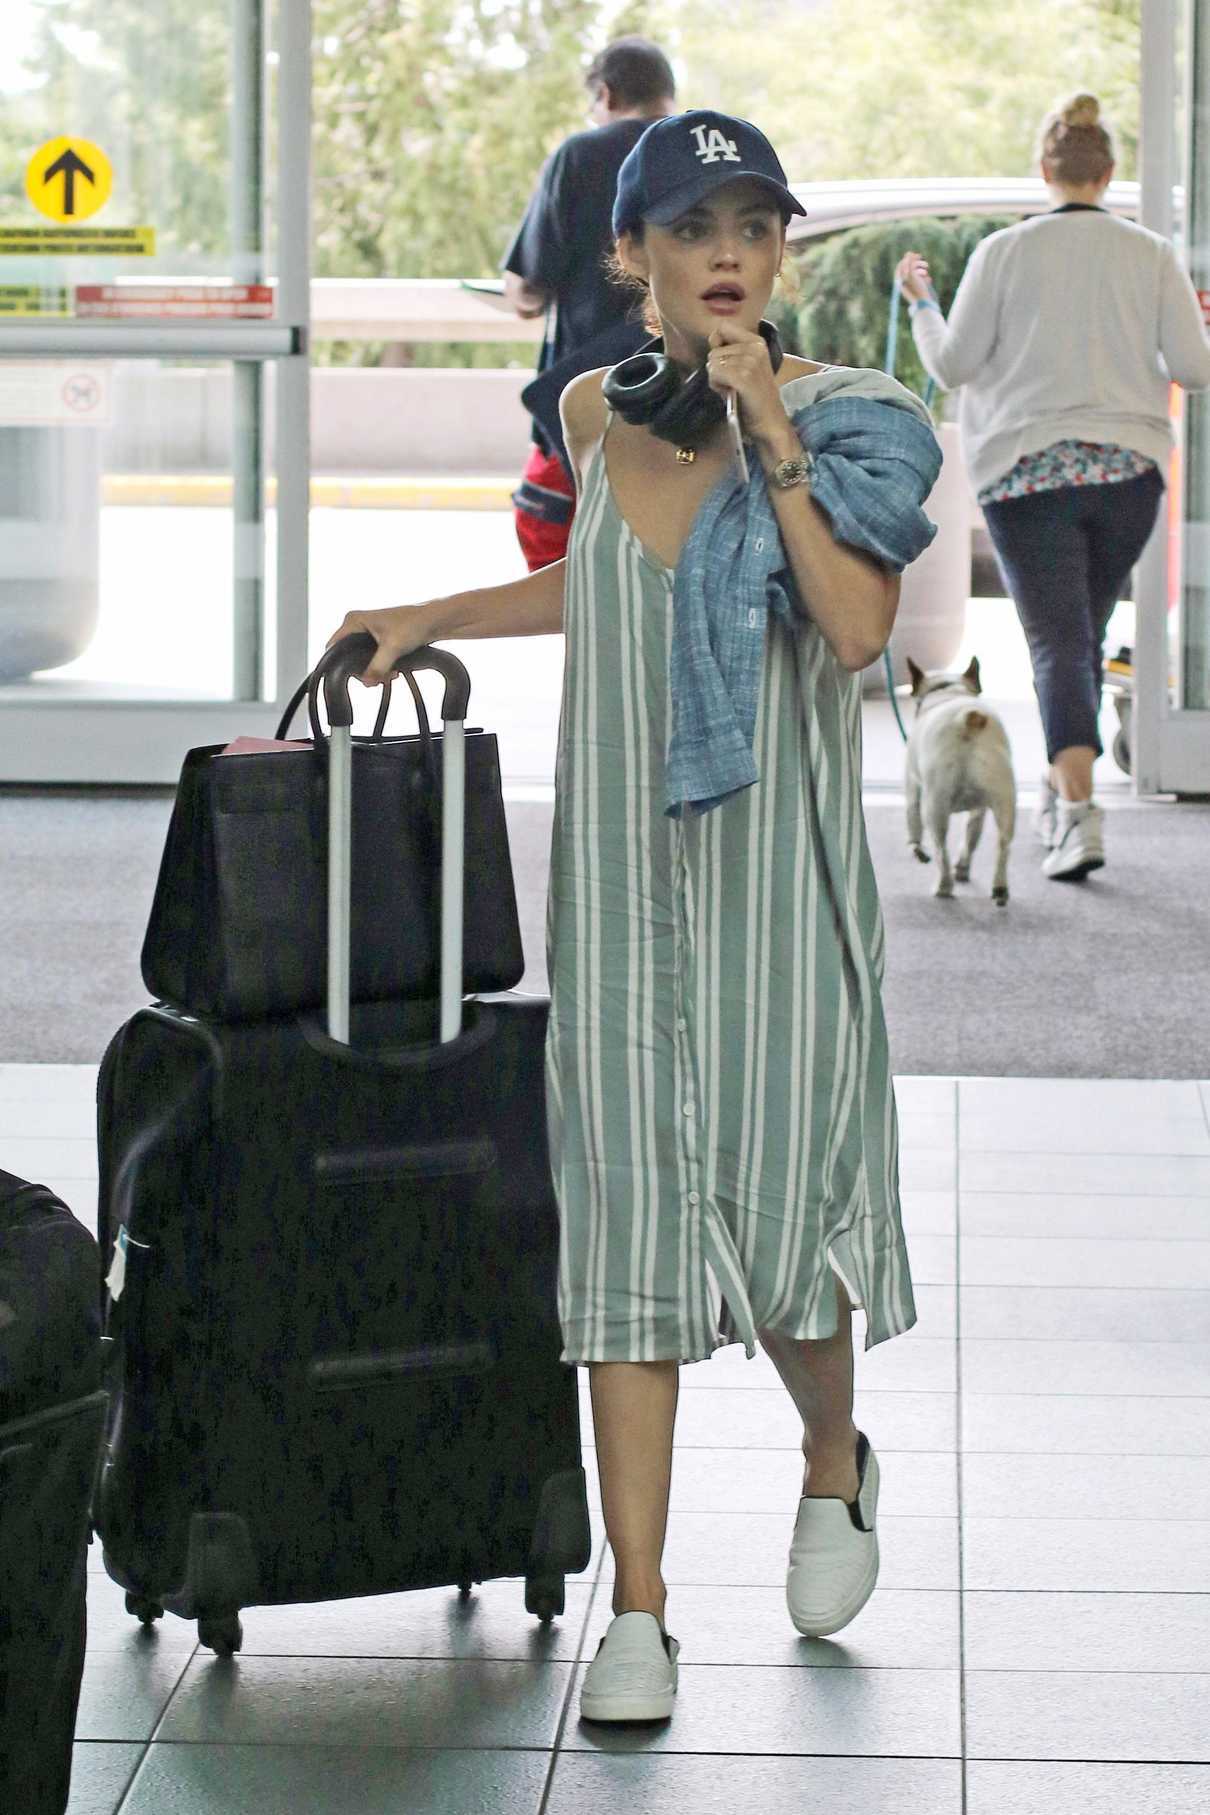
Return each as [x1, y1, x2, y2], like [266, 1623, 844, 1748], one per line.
[690, 123, 741, 166]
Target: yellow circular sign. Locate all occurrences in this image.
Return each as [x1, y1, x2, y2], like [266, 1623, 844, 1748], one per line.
[25, 136, 113, 224]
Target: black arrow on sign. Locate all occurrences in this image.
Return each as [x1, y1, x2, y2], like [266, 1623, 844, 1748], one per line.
[43, 148, 96, 217]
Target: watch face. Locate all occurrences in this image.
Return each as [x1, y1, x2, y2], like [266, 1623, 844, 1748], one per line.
[774, 457, 809, 486]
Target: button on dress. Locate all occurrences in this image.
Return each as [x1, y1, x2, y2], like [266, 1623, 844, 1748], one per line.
[545, 369, 917, 1365]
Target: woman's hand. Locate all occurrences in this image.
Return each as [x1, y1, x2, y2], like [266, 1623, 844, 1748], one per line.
[895, 251, 932, 302]
[325, 604, 435, 688]
[704, 320, 795, 455]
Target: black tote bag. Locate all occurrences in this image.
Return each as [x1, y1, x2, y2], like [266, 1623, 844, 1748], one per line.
[141, 645, 525, 1021]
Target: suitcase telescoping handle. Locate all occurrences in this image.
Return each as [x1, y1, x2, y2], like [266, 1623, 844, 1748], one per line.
[314, 635, 472, 1047]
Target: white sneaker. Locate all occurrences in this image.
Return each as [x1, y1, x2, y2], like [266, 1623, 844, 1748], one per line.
[579, 1611, 679, 1723]
[1043, 801, 1105, 881]
[1035, 773, 1059, 846]
[786, 1432, 880, 1638]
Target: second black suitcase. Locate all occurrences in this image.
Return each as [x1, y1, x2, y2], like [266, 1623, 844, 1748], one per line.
[0, 1171, 107, 1815]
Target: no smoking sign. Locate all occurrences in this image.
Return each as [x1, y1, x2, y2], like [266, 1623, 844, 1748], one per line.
[0, 364, 113, 427]
[62, 372, 103, 415]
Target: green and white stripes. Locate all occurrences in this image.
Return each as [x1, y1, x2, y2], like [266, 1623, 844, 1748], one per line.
[545, 370, 917, 1366]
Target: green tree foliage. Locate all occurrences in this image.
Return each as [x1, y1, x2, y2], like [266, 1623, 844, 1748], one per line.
[5, 0, 231, 256]
[313, 0, 610, 282]
[311, 0, 660, 363]
[673, 0, 1141, 182]
[0, 0, 1146, 377]
[773, 215, 1016, 407]
[5, 1, 638, 277]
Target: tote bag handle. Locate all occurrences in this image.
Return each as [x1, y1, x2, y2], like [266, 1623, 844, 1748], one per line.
[310, 636, 472, 1047]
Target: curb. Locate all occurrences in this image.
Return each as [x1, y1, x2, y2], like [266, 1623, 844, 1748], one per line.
[100, 474, 517, 510]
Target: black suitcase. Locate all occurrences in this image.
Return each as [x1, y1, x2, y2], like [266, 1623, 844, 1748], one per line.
[93, 643, 590, 1657]
[0, 1171, 107, 1815]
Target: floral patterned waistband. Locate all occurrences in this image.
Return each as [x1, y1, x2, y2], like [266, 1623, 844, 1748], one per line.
[978, 439, 1160, 506]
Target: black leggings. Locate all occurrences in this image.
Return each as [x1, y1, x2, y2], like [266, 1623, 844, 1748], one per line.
[981, 466, 1164, 760]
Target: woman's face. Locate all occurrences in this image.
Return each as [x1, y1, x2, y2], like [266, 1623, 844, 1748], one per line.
[619, 178, 786, 363]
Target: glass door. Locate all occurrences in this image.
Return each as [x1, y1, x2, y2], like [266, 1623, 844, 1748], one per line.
[1135, 0, 1210, 794]
[0, 0, 309, 782]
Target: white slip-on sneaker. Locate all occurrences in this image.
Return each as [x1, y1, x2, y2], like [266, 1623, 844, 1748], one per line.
[1035, 772, 1059, 847]
[786, 1431, 880, 1638]
[1042, 801, 1105, 881]
[579, 1611, 679, 1723]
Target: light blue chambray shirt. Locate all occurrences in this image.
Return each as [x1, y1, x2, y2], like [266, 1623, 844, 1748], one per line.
[665, 369, 942, 818]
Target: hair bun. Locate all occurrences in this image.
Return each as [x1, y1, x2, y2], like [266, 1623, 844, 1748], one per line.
[1038, 91, 1113, 179]
[1061, 93, 1101, 129]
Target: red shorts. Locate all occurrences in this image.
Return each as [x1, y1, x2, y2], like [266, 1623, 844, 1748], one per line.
[512, 446, 576, 571]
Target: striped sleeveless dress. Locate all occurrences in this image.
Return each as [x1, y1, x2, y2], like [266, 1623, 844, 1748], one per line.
[545, 367, 917, 1366]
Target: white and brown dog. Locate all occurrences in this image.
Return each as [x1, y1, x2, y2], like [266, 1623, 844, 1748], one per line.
[905, 656, 1016, 905]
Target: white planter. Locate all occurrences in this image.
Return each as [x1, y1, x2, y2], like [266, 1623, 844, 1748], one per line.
[0, 428, 100, 682]
[864, 420, 970, 691]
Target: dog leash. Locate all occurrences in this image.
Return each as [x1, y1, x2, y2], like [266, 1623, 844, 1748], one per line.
[883, 276, 939, 742]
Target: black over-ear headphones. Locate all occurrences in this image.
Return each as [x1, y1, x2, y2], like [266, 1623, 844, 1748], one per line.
[601, 319, 784, 451]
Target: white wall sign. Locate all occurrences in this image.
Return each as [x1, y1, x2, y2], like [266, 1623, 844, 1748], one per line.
[0, 362, 113, 426]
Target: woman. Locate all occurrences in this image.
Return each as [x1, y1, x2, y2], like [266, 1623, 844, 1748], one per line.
[898, 92, 1210, 882]
[328, 110, 940, 1723]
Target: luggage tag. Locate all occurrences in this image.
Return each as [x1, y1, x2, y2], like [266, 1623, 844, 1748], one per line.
[104, 1225, 129, 1302]
[104, 1223, 148, 1304]
[218, 736, 310, 756]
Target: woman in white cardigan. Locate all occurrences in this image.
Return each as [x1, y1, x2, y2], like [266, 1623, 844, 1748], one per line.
[897, 93, 1210, 882]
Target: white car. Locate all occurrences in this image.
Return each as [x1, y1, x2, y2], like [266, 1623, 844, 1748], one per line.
[783, 176, 1148, 242]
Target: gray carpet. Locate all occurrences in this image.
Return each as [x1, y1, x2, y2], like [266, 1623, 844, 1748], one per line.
[2, 790, 1208, 1077]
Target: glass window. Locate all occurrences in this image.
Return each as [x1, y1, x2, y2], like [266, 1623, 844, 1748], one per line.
[0, 0, 274, 290]
[0, 356, 272, 700]
[1179, 1, 1210, 711]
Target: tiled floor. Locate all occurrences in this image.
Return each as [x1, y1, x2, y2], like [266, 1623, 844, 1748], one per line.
[3, 1065, 1209, 1814]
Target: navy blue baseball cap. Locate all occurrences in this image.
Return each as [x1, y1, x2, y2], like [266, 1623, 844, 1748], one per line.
[612, 109, 806, 236]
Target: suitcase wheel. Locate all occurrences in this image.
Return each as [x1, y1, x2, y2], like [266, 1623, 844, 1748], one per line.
[125, 1593, 164, 1629]
[1112, 725, 1131, 774]
[524, 1575, 565, 1625]
[198, 1614, 244, 1658]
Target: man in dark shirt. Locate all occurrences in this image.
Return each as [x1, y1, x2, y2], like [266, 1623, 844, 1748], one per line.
[502, 37, 676, 568]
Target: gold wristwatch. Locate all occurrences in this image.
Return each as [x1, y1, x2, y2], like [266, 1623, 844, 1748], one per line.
[769, 453, 812, 489]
